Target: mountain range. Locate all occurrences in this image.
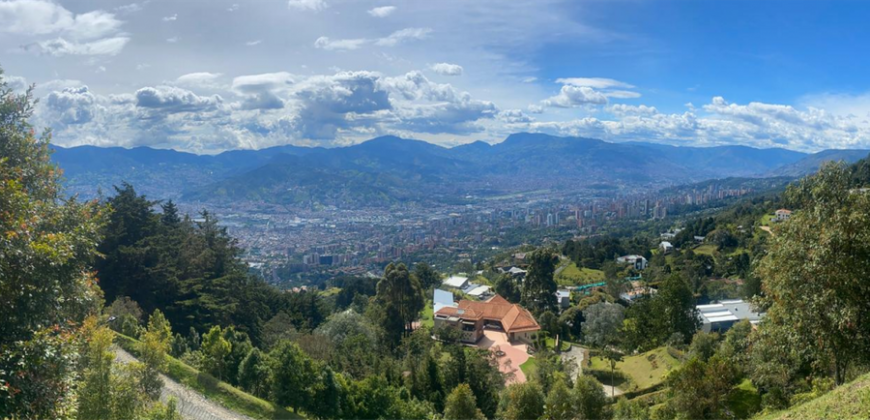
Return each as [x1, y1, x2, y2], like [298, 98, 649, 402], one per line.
[50, 133, 869, 207]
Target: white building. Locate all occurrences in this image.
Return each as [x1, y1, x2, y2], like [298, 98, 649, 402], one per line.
[659, 241, 674, 254]
[616, 255, 648, 270]
[697, 299, 764, 333]
[556, 289, 571, 309]
[442, 275, 469, 290]
[774, 209, 792, 222]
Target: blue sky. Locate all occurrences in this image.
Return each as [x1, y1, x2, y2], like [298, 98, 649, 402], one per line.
[1, 0, 869, 153]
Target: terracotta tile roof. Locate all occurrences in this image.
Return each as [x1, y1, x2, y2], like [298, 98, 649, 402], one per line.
[435, 294, 540, 333]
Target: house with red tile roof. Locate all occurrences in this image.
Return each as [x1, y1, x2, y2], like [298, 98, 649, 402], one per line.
[434, 294, 541, 344]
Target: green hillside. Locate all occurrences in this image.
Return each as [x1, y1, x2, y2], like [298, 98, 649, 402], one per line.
[757, 373, 870, 420]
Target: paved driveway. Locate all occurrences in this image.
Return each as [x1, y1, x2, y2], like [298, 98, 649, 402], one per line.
[477, 329, 530, 384]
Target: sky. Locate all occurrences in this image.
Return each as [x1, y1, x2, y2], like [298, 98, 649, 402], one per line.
[2, 0, 870, 154]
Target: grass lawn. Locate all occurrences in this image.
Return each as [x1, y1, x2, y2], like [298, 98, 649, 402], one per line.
[114, 333, 299, 419]
[693, 244, 719, 256]
[545, 336, 571, 352]
[754, 372, 870, 420]
[587, 347, 682, 392]
[556, 262, 605, 286]
[760, 213, 774, 227]
[727, 379, 762, 419]
[421, 300, 434, 328]
[519, 357, 538, 378]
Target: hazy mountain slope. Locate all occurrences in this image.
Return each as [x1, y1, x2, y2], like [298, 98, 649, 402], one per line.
[624, 142, 807, 176]
[766, 149, 870, 177]
[51, 133, 849, 206]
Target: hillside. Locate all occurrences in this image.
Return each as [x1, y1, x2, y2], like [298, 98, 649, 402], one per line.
[766, 149, 870, 177]
[52, 133, 844, 206]
[757, 373, 870, 420]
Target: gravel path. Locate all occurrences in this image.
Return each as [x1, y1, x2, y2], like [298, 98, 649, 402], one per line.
[113, 346, 255, 420]
[561, 345, 624, 397]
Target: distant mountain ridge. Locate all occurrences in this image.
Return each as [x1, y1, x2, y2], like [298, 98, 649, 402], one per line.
[765, 149, 870, 177]
[50, 133, 867, 206]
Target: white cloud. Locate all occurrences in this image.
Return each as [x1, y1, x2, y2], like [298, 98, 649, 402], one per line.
[368, 6, 396, 18]
[542, 85, 608, 107]
[175, 72, 223, 89]
[166, 37, 179, 43]
[522, 77, 538, 83]
[135, 86, 223, 115]
[227, 4, 239, 12]
[609, 104, 658, 116]
[162, 13, 177, 22]
[2, 0, 130, 56]
[374, 27, 431, 47]
[555, 77, 634, 89]
[498, 109, 533, 123]
[45, 85, 98, 124]
[29, 36, 130, 56]
[430, 63, 463, 76]
[115, 3, 144, 15]
[4, 75, 29, 93]
[288, 0, 326, 12]
[245, 39, 262, 46]
[232, 72, 294, 110]
[314, 36, 366, 51]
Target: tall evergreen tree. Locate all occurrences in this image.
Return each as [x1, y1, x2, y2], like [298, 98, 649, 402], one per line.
[521, 248, 559, 314]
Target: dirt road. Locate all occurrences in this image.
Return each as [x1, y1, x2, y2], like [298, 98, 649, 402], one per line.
[113, 346, 254, 420]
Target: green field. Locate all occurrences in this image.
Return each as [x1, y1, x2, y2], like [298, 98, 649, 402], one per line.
[755, 372, 870, 420]
[727, 379, 762, 419]
[519, 357, 538, 378]
[760, 213, 775, 227]
[114, 333, 300, 419]
[421, 300, 434, 328]
[587, 347, 682, 392]
[556, 262, 605, 286]
[693, 244, 719, 256]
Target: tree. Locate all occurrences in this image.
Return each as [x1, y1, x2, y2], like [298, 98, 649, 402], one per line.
[667, 355, 737, 419]
[603, 348, 624, 398]
[494, 273, 522, 303]
[573, 375, 607, 420]
[237, 348, 270, 397]
[443, 384, 485, 420]
[653, 274, 698, 346]
[107, 296, 144, 337]
[139, 310, 172, 399]
[757, 163, 870, 385]
[1, 71, 105, 419]
[521, 249, 559, 314]
[376, 262, 424, 344]
[201, 326, 231, 381]
[581, 302, 624, 349]
[413, 262, 441, 290]
[269, 340, 317, 412]
[688, 331, 720, 363]
[310, 365, 344, 419]
[612, 397, 649, 420]
[261, 311, 297, 350]
[543, 379, 575, 420]
[499, 382, 545, 420]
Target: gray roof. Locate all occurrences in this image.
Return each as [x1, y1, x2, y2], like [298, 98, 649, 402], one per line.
[697, 299, 763, 325]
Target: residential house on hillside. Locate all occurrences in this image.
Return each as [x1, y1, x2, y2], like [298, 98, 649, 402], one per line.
[557, 289, 571, 309]
[434, 295, 541, 344]
[442, 275, 469, 290]
[774, 209, 792, 222]
[616, 254, 648, 270]
[659, 241, 674, 254]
